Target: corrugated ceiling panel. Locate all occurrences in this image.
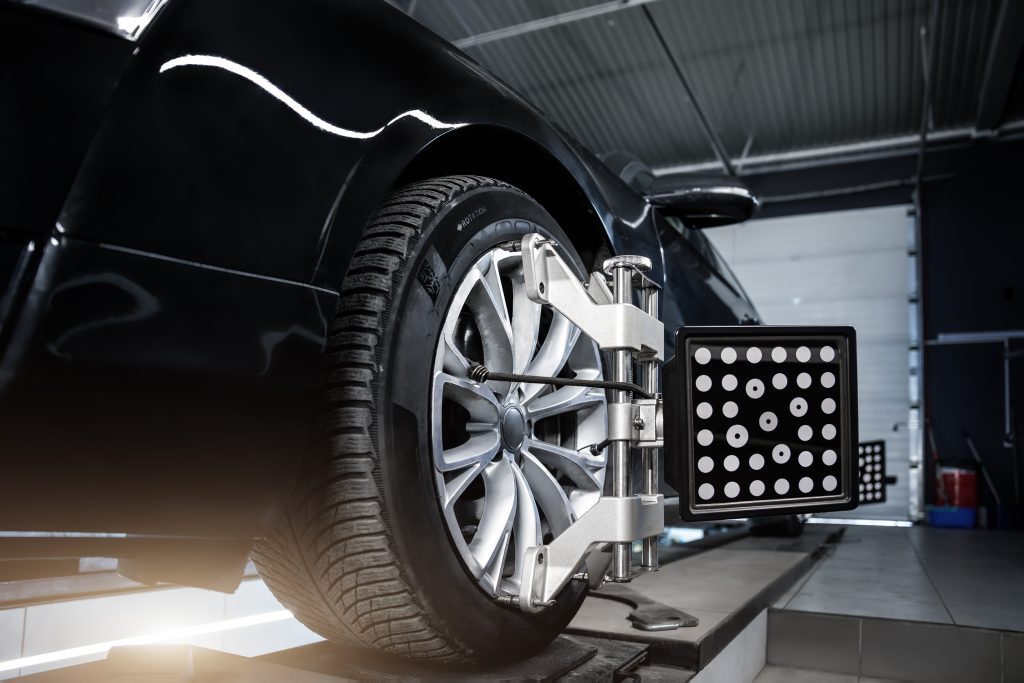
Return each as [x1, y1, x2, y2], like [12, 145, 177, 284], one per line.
[650, 0, 931, 158]
[463, 6, 718, 167]
[408, 0, 606, 43]
[931, 0, 1000, 127]
[405, 0, 1022, 169]
[1001, 51, 1024, 124]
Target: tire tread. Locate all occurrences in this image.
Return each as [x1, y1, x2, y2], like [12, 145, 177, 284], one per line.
[253, 176, 517, 661]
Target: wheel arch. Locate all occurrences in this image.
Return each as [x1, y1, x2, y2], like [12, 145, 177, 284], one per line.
[396, 125, 615, 273]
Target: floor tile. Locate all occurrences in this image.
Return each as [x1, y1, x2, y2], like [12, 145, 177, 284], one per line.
[1005, 632, 1024, 683]
[786, 594, 952, 624]
[861, 619, 1001, 683]
[754, 664, 857, 683]
[0, 608, 25, 681]
[692, 611, 766, 683]
[945, 601, 1024, 633]
[767, 610, 860, 674]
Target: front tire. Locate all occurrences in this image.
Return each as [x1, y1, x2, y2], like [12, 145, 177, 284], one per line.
[253, 176, 607, 663]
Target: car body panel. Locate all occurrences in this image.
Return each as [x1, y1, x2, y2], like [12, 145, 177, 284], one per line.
[0, 0, 756, 548]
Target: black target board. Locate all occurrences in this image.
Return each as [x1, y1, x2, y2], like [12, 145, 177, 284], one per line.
[665, 326, 859, 521]
[858, 440, 887, 504]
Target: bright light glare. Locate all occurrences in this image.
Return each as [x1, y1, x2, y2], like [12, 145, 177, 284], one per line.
[0, 609, 293, 674]
[159, 55, 467, 139]
[807, 517, 913, 528]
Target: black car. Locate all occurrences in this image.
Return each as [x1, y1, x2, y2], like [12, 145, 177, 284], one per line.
[1, 0, 758, 663]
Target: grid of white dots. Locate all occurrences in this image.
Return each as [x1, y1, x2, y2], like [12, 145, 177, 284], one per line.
[858, 443, 886, 501]
[690, 343, 844, 502]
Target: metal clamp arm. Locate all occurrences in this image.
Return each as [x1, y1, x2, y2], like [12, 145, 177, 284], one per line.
[518, 494, 664, 613]
[520, 234, 664, 361]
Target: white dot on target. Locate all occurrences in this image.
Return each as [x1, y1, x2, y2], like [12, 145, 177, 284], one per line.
[790, 397, 808, 417]
[722, 374, 738, 391]
[724, 455, 739, 471]
[821, 398, 836, 414]
[797, 372, 811, 389]
[723, 401, 739, 418]
[724, 481, 740, 498]
[749, 453, 765, 470]
[821, 371, 836, 388]
[726, 425, 748, 448]
[822, 475, 838, 491]
[746, 347, 762, 363]
[798, 450, 813, 467]
[799, 477, 813, 493]
[695, 347, 712, 365]
[822, 424, 837, 440]
[796, 346, 811, 362]
[822, 449, 837, 466]
[696, 375, 712, 392]
[696, 402, 713, 419]
[750, 480, 765, 496]
[772, 373, 788, 389]
[746, 379, 765, 399]
[772, 347, 786, 363]
[798, 425, 813, 441]
[697, 456, 714, 473]
[820, 346, 836, 362]
[698, 483, 715, 500]
[697, 429, 713, 446]
[775, 479, 790, 495]
[721, 347, 737, 364]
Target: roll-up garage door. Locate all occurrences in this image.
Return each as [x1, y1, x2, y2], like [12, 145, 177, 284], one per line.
[707, 205, 913, 520]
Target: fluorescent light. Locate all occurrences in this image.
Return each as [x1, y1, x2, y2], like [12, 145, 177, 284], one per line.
[807, 517, 912, 527]
[0, 609, 294, 674]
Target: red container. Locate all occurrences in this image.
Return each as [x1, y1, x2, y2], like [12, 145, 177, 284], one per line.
[937, 467, 977, 508]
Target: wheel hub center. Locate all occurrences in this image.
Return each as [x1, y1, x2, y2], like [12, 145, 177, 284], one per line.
[500, 405, 527, 452]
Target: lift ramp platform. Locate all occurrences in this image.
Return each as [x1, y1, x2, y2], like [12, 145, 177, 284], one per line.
[15, 527, 837, 682]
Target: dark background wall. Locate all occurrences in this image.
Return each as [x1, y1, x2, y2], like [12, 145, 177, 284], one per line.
[922, 138, 1024, 513]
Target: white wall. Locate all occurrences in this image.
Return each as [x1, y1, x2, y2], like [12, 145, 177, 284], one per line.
[707, 205, 913, 520]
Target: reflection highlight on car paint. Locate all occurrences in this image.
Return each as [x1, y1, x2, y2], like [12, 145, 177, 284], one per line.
[159, 55, 468, 139]
[44, 273, 160, 359]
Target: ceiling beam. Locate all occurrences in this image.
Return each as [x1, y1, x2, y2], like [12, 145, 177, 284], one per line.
[975, 0, 1024, 132]
[451, 0, 664, 50]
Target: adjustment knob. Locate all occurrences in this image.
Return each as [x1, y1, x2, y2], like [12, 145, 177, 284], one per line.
[602, 255, 653, 275]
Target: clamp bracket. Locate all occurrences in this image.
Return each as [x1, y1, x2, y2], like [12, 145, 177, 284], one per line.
[521, 234, 664, 361]
[518, 494, 664, 613]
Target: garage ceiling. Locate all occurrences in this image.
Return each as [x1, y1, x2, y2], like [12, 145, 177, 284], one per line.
[400, 0, 1024, 175]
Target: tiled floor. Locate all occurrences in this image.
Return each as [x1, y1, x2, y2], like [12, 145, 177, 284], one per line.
[0, 579, 321, 679]
[775, 524, 1024, 632]
[754, 664, 901, 683]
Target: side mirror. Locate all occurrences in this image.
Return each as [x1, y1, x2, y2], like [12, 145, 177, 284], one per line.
[647, 174, 758, 228]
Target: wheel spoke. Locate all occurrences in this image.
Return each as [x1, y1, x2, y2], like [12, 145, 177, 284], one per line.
[442, 335, 471, 376]
[509, 462, 542, 585]
[469, 459, 517, 583]
[526, 384, 606, 421]
[432, 373, 501, 472]
[511, 277, 541, 375]
[436, 433, 501, 473]
[524, 437, 602, 491]
[442, 462, 484, 510]
[520, 451, 576, 535]
[521, 317, 580, 402]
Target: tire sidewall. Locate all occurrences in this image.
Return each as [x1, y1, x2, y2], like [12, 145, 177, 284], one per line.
[379, 184, 589, 661]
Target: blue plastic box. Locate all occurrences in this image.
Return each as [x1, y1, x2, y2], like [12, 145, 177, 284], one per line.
[926, 505, 976, 528]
